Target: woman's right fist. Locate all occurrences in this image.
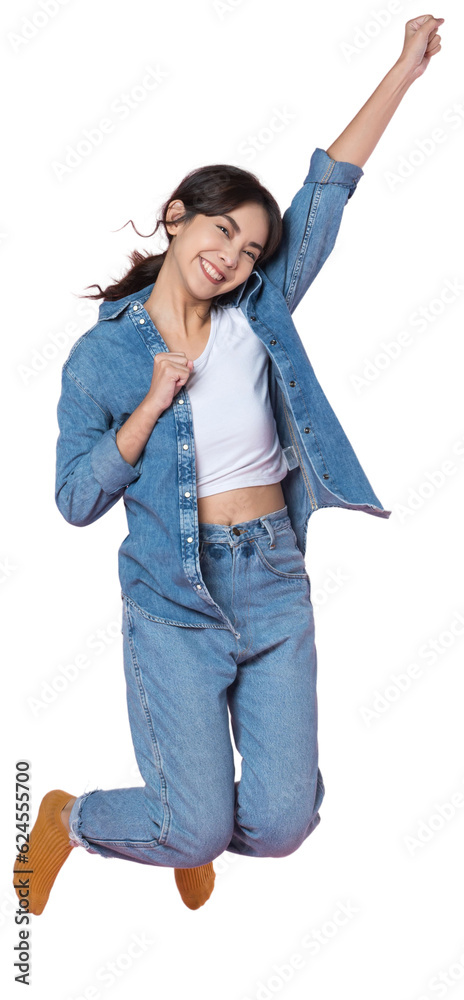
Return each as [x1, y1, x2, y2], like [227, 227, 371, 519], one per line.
[144, 351, 194, 415]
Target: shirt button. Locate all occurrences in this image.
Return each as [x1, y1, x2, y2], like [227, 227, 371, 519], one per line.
[270, 339, 276, 345]
[289, 380, 296, 387]
[196, 584, 201, 589]
[178, 398, 184, 404]
[187, 537, 193, 543]
[183, 444, 189, 451]
[304, 427, 310, 433]
[133, 305, 139, 311]
[185, 492, 191, 498]
[139, 318, 145, 324]
[250, 315, 256, 321]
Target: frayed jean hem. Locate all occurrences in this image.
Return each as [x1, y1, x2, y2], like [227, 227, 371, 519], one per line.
[68, 789, 104, 854]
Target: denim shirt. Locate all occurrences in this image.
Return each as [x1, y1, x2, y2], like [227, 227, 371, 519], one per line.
[55, 147, 391, 631]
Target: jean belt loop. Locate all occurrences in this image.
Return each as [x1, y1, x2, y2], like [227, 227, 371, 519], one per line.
[260, 517, 276, 549]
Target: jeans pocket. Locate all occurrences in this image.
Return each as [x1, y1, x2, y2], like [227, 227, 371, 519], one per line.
[252, 528, 309, 580]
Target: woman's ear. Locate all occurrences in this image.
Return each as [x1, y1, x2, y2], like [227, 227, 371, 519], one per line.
[165, 200, 186, 236]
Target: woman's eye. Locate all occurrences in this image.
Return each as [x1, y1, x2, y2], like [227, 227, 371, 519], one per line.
[216, 225, 256, 261]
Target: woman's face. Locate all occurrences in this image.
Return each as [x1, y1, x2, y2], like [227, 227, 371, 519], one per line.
[166, 199, 270, 297]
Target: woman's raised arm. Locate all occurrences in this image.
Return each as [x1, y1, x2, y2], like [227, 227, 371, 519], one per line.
[326, 15, 444, 168]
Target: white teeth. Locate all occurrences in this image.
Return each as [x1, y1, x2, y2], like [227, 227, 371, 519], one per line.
[201, 258, 223, 281]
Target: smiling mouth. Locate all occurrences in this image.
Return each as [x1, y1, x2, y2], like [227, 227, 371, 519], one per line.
[199, 257, 225, 283]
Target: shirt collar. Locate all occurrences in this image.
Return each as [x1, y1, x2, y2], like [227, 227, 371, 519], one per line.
[97, 268, 262, 322]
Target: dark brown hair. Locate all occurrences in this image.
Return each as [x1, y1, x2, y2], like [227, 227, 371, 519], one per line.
[78, 163, 283, 306]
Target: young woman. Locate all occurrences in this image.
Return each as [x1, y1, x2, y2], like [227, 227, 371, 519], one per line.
[14, 15, 443, 915]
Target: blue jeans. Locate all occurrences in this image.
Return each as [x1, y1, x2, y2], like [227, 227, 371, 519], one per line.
[68, 505, 325, 867]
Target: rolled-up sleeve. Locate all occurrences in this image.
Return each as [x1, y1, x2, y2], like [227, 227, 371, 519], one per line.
[261, 147, 364, 314]
[55, 364, 142, 527]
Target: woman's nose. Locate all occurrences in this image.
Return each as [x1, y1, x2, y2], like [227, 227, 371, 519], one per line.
[219, 252, 237, 269]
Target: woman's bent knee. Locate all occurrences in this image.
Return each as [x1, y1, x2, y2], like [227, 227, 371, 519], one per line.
[168, 819, 234, 868]
[244, 810, 322, 859]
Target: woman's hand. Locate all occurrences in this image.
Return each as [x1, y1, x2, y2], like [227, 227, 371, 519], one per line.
[325, 14, 445, 169]
[397, 15, 445, 82]
[145, 352, 195, 416]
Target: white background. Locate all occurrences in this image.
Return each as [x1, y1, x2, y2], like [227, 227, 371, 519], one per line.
[2, 1, 463, 998]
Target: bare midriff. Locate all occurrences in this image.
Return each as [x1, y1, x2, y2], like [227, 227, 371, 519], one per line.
[197, 482, 286, 526]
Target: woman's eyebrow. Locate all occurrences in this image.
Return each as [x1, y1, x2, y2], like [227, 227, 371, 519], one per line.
[220, 214, 264, 252]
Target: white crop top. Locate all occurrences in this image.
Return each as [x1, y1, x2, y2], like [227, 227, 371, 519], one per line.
[186, 304, 288, 498]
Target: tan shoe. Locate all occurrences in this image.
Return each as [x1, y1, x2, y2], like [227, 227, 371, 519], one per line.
[13, 789, 76, 916]
[174, 863, 216, 909]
